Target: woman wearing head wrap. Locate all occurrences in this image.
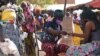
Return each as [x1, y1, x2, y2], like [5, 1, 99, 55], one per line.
[0, 7, 23, 55]
[33, 6, 44, 32]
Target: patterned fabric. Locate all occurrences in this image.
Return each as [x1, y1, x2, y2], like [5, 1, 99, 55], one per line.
[43, 22, 62, 43]
[22, 6, 34, 33]
[22, 3, 36, 56]
[35, 15, 43, 31]
[24, 33, 36, 56]
[42, 43, 68, 56]
[1, 23, 23, 55]
[66, 42, 100, 56]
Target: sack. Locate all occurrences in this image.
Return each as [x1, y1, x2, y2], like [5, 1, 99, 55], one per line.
[0, 38, 20, 56]
[57, 35, 73, 46]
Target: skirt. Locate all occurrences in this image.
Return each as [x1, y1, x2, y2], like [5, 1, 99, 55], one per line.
[66, 41, 100, 56]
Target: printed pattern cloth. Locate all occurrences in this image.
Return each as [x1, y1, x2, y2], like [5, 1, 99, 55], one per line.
[1, 23, 23, 54]
[66, 42, 100, 56]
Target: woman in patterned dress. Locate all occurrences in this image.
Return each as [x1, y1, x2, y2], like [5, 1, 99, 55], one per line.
[21, 1, 36, 56]
[66, 7, 100, 56]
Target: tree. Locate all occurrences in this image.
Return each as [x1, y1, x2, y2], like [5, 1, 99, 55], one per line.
[17, 0, 55, 7]
[16, 0, 24, 5]
[32, 0, 55, 7]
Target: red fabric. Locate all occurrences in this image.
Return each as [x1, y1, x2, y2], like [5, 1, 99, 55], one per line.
[42, 43, 68, 56]
[9, 20, 14, 24]
[89, 0, 100, 8]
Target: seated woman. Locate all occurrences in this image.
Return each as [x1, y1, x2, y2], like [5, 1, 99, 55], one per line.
[42, 10, 69, 56]
[66, 7, 100, 56]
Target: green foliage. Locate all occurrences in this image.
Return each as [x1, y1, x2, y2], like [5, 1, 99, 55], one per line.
[32, 0, 55, 7]
[17, 0, 55, 7]
[16, 0, 24, 5]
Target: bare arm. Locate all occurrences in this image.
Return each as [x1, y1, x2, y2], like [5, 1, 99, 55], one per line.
[68, 21, 93, 43]
[46, 28, 67, 36]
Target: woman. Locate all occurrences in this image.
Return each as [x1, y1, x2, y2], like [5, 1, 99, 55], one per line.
[1, 7, 23, 55]
[42, 10, 68, 56]
[66, 8, 100, 56]
[21, 1, 35, 56]
[33, 6, 44, 32]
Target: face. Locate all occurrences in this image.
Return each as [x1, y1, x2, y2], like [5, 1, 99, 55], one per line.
[21, 2, 28, 11]
[56, 19, 62, 25]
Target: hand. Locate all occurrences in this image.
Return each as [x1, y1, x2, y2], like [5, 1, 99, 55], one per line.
[67, 33, 73, 36]
[61, 31, 67, 35]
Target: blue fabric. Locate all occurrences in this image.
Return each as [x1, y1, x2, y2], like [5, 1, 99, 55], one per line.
[43, 21, 62, 43]
[1, 23, 23, 54]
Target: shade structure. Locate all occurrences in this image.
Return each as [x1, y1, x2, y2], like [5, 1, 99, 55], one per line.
[66, 0, 100, 11]
[89, 0, 100, 9]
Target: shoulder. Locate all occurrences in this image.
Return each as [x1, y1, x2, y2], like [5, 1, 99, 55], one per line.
[44, 22, 53, 27]
[86, 21, 95, 26]
[85, 21, 95, 31]
[44, 21, 56, 29]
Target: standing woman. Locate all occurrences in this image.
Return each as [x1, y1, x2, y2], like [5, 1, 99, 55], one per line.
[1, 8, 24, 56]
[66, 8, 100, 56]
[21, 1, 36, 56]
[33, 6, 44, 32]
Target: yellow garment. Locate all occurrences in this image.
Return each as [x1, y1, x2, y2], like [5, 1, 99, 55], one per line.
[72, 24, 83, 46]
[1, 9, 16, 21]
[0, 12, 1, 19]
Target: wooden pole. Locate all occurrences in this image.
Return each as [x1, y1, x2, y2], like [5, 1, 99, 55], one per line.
[64, 0, 67, 15]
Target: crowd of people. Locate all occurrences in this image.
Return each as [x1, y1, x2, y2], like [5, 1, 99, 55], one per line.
[0, 0, 100, 56]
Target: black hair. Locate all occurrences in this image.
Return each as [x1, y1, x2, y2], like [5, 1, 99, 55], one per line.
[0, 0, 16, 7]
[80, 8, 100, 30]
[0, 0, 8, 7]
[80, 8, 97, 21]
[47, 10, 54, 17]
[53, 10, 64, 21]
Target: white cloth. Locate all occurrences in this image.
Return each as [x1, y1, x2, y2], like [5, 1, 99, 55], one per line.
[0, 38, 20, 56]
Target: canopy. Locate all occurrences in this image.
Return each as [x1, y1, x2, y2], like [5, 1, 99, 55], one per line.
[66, 0, 100, 11]
[89, 0, 100, 9]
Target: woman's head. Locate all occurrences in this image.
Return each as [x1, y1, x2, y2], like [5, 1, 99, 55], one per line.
[47, 10, 54, 17]
[53, 10, 64, 24]
[54, 10, 64, 20]
[21, 1, 28, 10]
[33, 6, 42, 16]
[80, 8, 97, 22]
